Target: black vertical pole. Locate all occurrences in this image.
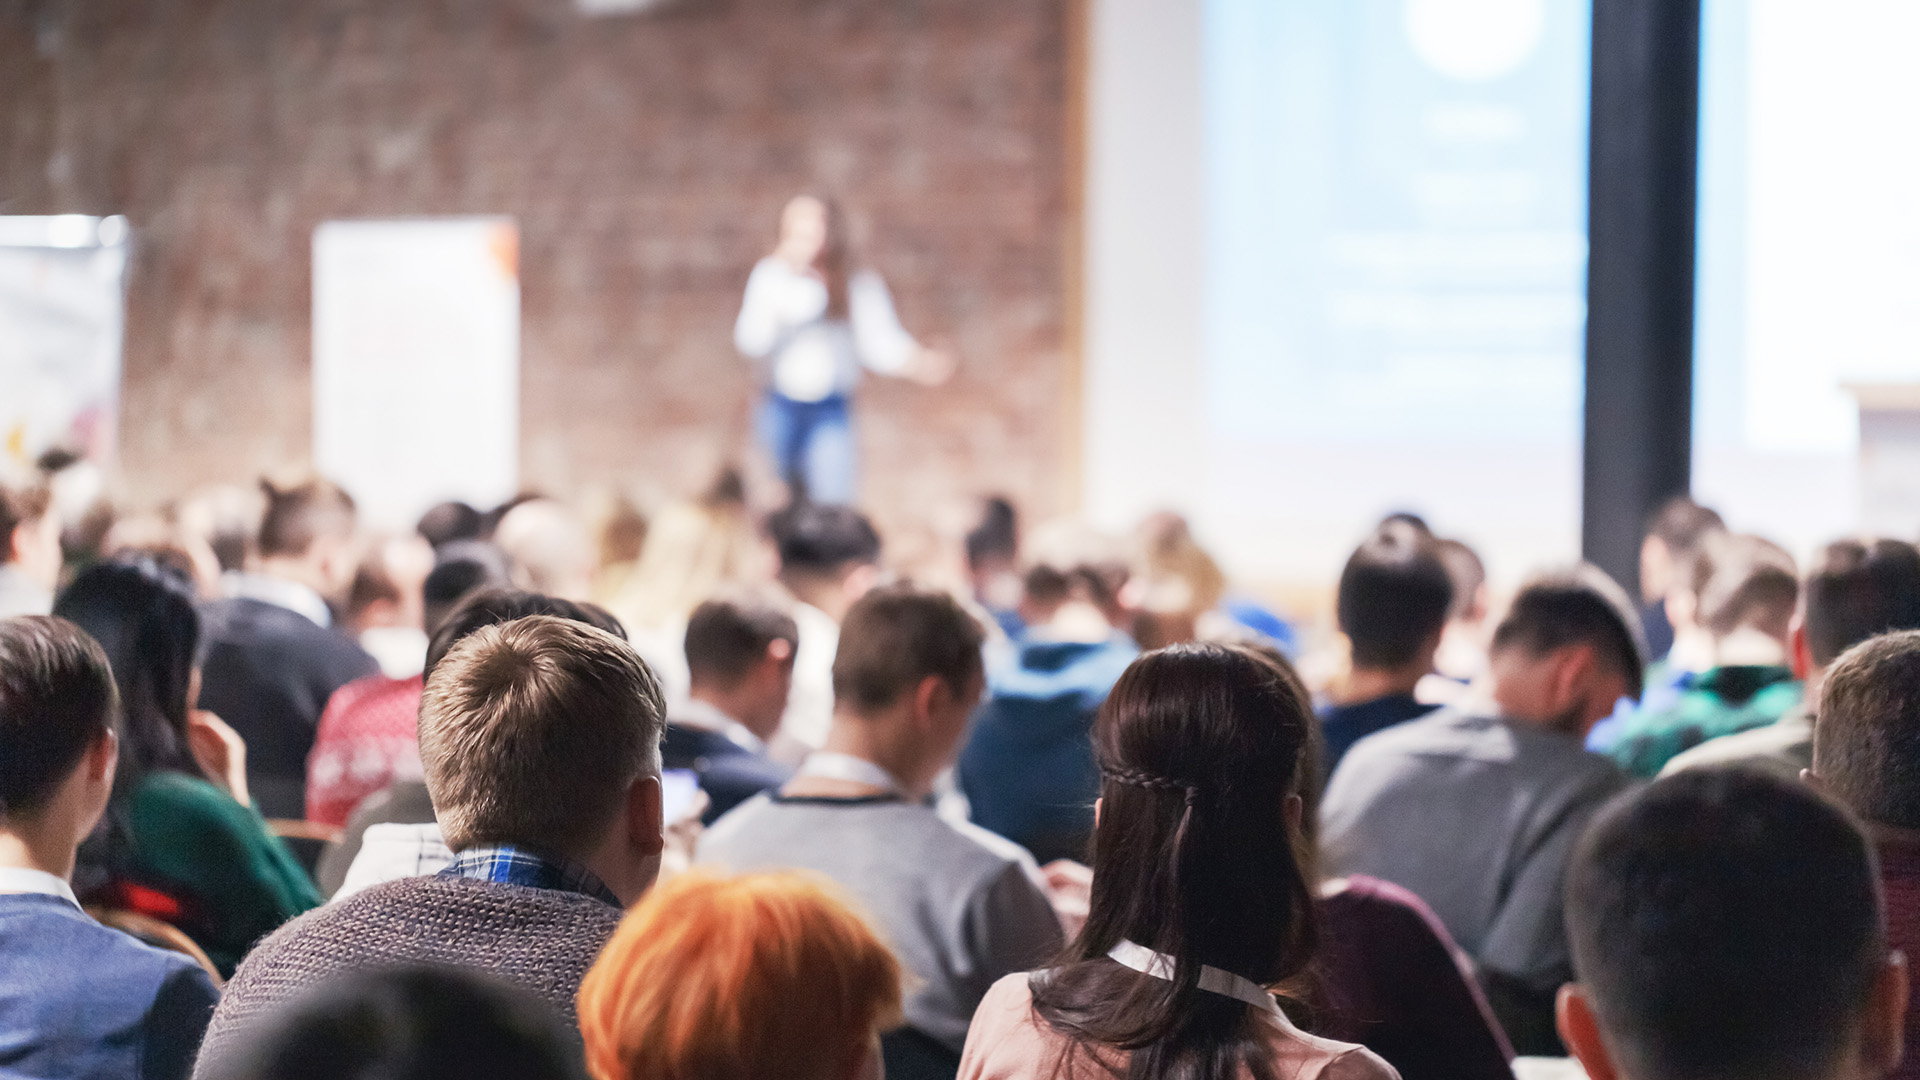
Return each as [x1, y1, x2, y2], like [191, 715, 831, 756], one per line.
[1583, 0, 1702, 598]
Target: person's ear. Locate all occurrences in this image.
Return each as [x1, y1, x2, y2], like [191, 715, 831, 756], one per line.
[626, 774, 665, 858]
[1866, 951, 1909, 1076]
[1093, 797, 1103, 827]
[1284, 792, 1303, 831]
[90, 726, 119, 785]
[1801, 767, 1824, 792]
[1557, 985, 1619, 1080]
[1551, 644, 1595, 711]
[842, 563, 880, 603]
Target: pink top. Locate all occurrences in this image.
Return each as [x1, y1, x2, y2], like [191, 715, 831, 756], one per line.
[305, 673, 425, 827]
[960, 972, 1401, 1080]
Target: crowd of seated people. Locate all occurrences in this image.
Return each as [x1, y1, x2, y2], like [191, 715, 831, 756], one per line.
[10, 462, 1920, 1080]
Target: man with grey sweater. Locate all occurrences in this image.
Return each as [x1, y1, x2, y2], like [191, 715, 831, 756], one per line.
[699, 584, 1064, 1080]
[194, 614, 668, 1075]
[1321, 566, 1644, 1057]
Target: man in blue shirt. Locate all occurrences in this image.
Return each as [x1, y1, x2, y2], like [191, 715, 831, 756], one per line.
[0, 615, 219, 1080]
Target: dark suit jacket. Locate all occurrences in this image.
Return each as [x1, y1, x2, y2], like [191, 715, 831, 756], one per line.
[197, 597, 378, 819]
[661, 723, 792, 824]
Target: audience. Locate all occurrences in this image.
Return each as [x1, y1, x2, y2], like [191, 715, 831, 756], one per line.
[340, 534, 435, 679]
[202, 967, 584, 1080]
[965, 495, 1023, 638]
[766, 500, 884, 756]
[1635, 495, 1727, 663]
[196, 614, 667, 1069]
[55, 558, 321, 974]
[197, 476, 378, 818]
[664, 594, 798, 823]
[1606, 535, 1800, 777]
[1429, 536, 1492, 688]
[958, 525, 1137, 863]
[1664, 537, 1920, 781]
[1809, 628, 1920, 1080]
[1321, 565, 1642, 1054]
[0, 470, 61, 618]
[1560, 769, 1906, 1080]
[699, 583, 1063, 1079]
[1318, 522, 1453, 776]
[578, 869, 902, 1080]
[414, 500, 485, 551]
[495, 498, 597, 602]
[959, 643, 1395, 1080]
[0, 615, 220, 1080]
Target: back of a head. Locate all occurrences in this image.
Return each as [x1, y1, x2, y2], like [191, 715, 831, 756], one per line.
[1021, 521, 1129, 612]
[175, 482, 265, 573]
[965, 496, 1019, 569]
[422, 587, 626, 681]
[52, 558, 203, 779]
[421, 542, 516, 637]
[1031, 644, 1318, 1080]
[683, 593, 798, 689]
[769, 501, 880, 579]
[1696, 535, 1799, 641]
[1491, 565, 1647, 699]
[0, 616, 116, 819]
[577, 870, 902, 1080]
[1804, 539, 1920, 668]
[494, 499, 595, 599]
[0, 470, 52, 565]
[1338, 523, 1454, 669]
[256, 475, 356, 560]
[420, 614, 663, 854]
[209, 966, 582, 1080]
[1647, 496, 1726, 562]
[416, 501, 485, 550]
[1433, 538, 1486, 621]
[1815, 630, 1920, 830]
[1566, 770, 1883, 1080]
[831, 583, 984, 717]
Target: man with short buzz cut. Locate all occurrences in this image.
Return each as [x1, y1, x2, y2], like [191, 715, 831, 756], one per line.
[0, 616, 220, 1080]
[1809, 628, 1920, 1080]
[1318, 521, 1453, 776]
[768, 499, 883, 757]
[195, 614, 668, 1074]
[665, 592, 798, 822]
[1559, 769, 1907, 1080]
[699, 583, 1064, 1080]
[1321, 565, 1642, 1055]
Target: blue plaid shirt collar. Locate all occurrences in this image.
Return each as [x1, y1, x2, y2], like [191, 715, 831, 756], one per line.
[438, 844, 622, 908]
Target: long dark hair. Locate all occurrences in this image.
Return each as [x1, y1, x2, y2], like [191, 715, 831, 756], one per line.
[1030, 643, 1320, 1080]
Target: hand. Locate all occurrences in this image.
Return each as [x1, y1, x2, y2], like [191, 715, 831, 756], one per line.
[187, 710, 250, 807]
[907, 345, 956, 387]
[1041, 859, 1093, 939]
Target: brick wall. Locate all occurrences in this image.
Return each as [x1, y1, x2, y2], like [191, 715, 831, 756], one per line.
[0, 0, 1070, 538]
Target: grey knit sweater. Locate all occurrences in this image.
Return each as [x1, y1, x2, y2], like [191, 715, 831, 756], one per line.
[191, 874, 622, 1076]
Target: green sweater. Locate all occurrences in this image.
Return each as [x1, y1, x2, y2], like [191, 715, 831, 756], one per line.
[126, 771, 324, 974]
[1608, 665, 1803, 779]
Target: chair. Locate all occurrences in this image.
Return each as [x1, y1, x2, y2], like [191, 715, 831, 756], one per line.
[268, 818, 345, 882]
[87, 907, 223, 987]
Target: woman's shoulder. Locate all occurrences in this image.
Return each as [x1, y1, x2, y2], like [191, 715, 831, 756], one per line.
[960, 974, 1066, 1080]
[131, 771, 256, 830]
[1315, 1044, 1402, 1080]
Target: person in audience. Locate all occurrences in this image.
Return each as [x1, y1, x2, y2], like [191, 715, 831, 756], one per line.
[1808, 628, 1920, 1080]
[966, 496, 1023, 639]
[1321, 565, 1641, 1054]
[415, 500, 485, 551]
[196, 614, 668, 1069]
[699, 584, 1062, 1078]
[578, 869, 903, 1080]
[495, 498, 597, 602]
[0, 470, 62, 618]
[959, 643, 1396, 1080]
[665, 594, 797, 823]
[1664, 538, 1920, 780]
[197, 476, 378, 818]
[768, 500, 884, 756]
[1636, 495, 1726, 663]
[1318, 523, 1453, 776]
[56, 558, 321, 974]
[1428, 537, 1492, 689]
[0, 615, 220, 1080]
[176, 482, 265, 576]
[101, 512, 226, 598]
[1559, 769, 1906, 1080]
[305, 546, 513, 829]
[203, 967, 584, 1080]
[1607, 535, 1800, 777]
[341, 534, 435, 679]
[958, 524, 1137, 862]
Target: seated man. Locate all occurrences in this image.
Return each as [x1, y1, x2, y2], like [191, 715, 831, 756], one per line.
[767, 500, 884, 758]
[1559, 769, 1906, 1080]
[1318, 521, 1453, 776]
[1608, 535, 1801, 777]
[0, 616, 219, 1080]
[196, 614, 667, 1071]
[699, 584, 1063, 1078]
[1664, 538, 1920, 782]
[665, 594, 797, 823]
[1809, 628, 1920, 1080]
[1321, 566, 1641, 1054]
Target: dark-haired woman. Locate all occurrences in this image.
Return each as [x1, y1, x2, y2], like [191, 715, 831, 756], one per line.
[57, 557, 322, 974]
[958, 643, 1398, 1080]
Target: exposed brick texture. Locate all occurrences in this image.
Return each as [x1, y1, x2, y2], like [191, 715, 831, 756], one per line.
[0, 0, 1069, 536]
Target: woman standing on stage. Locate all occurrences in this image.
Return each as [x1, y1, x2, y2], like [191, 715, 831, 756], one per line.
[734, 195, 950, 505]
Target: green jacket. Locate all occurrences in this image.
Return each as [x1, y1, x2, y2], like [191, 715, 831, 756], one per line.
[1609, 665, 1803, 779]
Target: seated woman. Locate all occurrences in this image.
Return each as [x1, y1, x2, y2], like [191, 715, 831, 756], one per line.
[57, 557, 322, 974]
[959, 643, 1397, 1080]
[577, 869, 902, 1080]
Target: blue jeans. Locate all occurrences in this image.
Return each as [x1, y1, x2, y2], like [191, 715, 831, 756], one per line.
[758, 393, 856, 504]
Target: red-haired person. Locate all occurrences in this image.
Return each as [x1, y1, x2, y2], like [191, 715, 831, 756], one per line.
[577, 869, 902, 1080]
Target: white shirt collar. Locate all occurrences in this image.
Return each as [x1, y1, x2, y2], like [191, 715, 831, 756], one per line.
[673, 698, 767, 755]
[795, 751, 908, 796]
[1106, 939, 1290, 1025]
[222, 571, 333, 628]
[0, 867, 80, 909]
